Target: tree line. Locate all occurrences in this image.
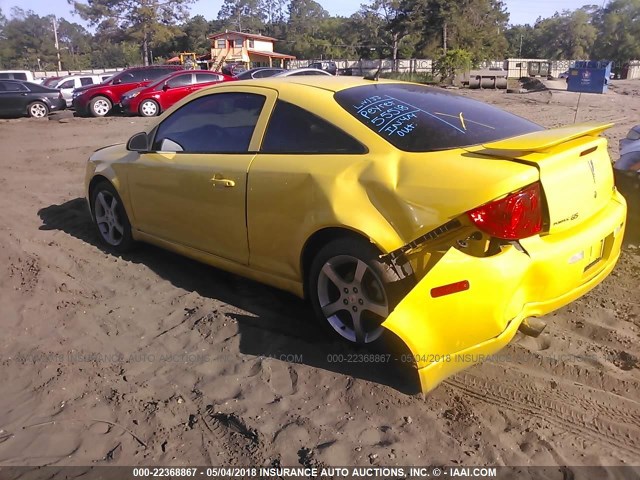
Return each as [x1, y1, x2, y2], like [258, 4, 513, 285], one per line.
[1, 0, 640, 72]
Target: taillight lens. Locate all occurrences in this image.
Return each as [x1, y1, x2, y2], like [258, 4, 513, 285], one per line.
[467, 182, 542, 240]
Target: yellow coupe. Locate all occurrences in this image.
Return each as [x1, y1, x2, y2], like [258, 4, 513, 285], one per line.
[85, 77, 626, 392]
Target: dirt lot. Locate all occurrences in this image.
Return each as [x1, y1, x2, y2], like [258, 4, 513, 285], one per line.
[0, 80, 639, 472]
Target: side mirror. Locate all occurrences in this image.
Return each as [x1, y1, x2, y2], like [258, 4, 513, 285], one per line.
[127, 132, 150, 152]
[162, 82, 170, 91]
[113, 78, 122, 85]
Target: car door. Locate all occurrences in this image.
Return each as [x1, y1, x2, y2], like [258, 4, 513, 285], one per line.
[160, 73, 194, 109]
[126, 86, 277, 264]
[248, 100, 368, 279]
[0, 80, 30, 114]
[57, 78, 76, 105]
[111, 71, 146, 99]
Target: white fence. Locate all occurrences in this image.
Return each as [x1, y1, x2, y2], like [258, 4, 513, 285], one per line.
[30, 59, 640, 80]
[289, 58, 433, 74]
[33, 67, 126, 79]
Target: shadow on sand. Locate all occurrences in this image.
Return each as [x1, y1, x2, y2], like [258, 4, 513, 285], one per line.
[38, 198, 420, 395]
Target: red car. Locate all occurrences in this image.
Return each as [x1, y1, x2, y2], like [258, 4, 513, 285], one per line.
[120, 70, 235, 117]
[72, 65, 183, 117]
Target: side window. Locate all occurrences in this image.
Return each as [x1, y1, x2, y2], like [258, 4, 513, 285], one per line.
[254, 69, 276, 78]
[59, 80, 75, 89]
[118, 72, 137, 84]
[261, 101, 365, 154]
[129, 70, 148, 82]
[152, 92, 266, 154]
[0, 73, 9, 79]
[2, 82, 28, 92]
[80, 77, 94, 85]
[14, 72, 27, 80]
[167, 74, 192, 88]
[195, 73, 220, 83]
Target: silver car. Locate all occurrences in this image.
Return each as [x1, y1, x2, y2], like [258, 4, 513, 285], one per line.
[273, 68, 332, 77]
[615, 125, 640, 171]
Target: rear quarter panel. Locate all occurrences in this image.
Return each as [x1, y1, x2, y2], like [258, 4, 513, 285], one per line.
[246, 84, 539, 282]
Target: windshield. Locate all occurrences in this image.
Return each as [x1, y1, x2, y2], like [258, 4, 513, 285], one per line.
[334, 83, 543, 152]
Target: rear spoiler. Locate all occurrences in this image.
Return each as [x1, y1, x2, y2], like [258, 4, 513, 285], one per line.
[480, 122, 614, 152]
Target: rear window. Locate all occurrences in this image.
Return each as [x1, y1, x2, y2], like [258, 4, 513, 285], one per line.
[334, 83, 542, 152]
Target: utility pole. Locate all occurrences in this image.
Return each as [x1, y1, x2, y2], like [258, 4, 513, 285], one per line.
[52, 15, 62, 71]
[519, 34, 523, 58]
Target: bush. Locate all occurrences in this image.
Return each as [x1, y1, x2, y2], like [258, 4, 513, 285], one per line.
[379, 71, 435, 84]
[433, 49, 473, 83]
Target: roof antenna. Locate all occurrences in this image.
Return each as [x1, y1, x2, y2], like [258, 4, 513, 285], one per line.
[364, 58, 383, 81]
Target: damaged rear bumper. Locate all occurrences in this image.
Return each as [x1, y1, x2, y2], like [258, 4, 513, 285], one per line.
[381, 191, 626, 393]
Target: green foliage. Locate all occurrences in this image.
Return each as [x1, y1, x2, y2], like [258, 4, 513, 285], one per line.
[3, 0, 640, 73]
[404, 0, 508, 62]
[433, 48, 472, 81]
[0, 8, 59, 69]
[70, 0, 195, 65]
[379, 71, 435, 83]
[592, 0, 640, 65]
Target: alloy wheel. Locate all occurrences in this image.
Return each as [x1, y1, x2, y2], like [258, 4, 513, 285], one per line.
[29, 103, 47, 118]
[317, 254, 389, 343]
[94, 190, 125, 246]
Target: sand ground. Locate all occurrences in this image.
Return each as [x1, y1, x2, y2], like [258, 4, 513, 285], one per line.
[0, 79, 638, 473]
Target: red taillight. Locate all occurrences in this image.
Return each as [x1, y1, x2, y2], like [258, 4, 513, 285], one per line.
[467, 182, 542, 240]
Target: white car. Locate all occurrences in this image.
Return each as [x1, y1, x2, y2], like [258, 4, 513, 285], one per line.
[0, 70, 35, 82]
[54, 74, 112, 107]
[273, 68, 332, 77]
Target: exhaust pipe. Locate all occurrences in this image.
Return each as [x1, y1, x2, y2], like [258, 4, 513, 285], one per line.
[518, 317, 547, 338]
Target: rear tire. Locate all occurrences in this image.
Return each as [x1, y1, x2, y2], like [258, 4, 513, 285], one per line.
[28, 101, 48, 118]
[308, 237, 412, 344]
[90, 181, 135, 253]
[89, 96, 112, 117]
[139, 99, 160, 117]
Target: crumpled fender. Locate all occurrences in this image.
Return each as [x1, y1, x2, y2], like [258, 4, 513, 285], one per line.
[381, 245, 531, 392]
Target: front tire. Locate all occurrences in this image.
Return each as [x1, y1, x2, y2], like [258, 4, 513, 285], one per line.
[139, 99, 160, 117]
[91, 181, 135, 253]
[28, 101, 48, 118]
[89, 96, 112, 117]
[308, 237, 411, 344]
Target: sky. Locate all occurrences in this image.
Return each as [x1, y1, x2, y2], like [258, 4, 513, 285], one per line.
[0, 0, 601, 27]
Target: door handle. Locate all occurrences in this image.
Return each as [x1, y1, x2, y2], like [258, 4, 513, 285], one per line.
[210, 174, 235, 188]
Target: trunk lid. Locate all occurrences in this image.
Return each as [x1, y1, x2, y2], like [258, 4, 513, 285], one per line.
[469, 122, 615, 234]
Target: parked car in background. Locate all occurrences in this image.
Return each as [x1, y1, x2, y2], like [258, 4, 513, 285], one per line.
[234, 67, 285, 80]
[614, 124, 640, 171]
[121, 70, 234, 117]
[41, 76, 63, 87]
[273, 68, 332, 77]
[0, 70, 35, 82]
[0, 79, 65, 118]
[221, 63, 246, 76]
[53, 74, 110, 107]
[308, 61, 338, 75]
[85, 76, 626, 393]
[72, 65, 183, 117]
